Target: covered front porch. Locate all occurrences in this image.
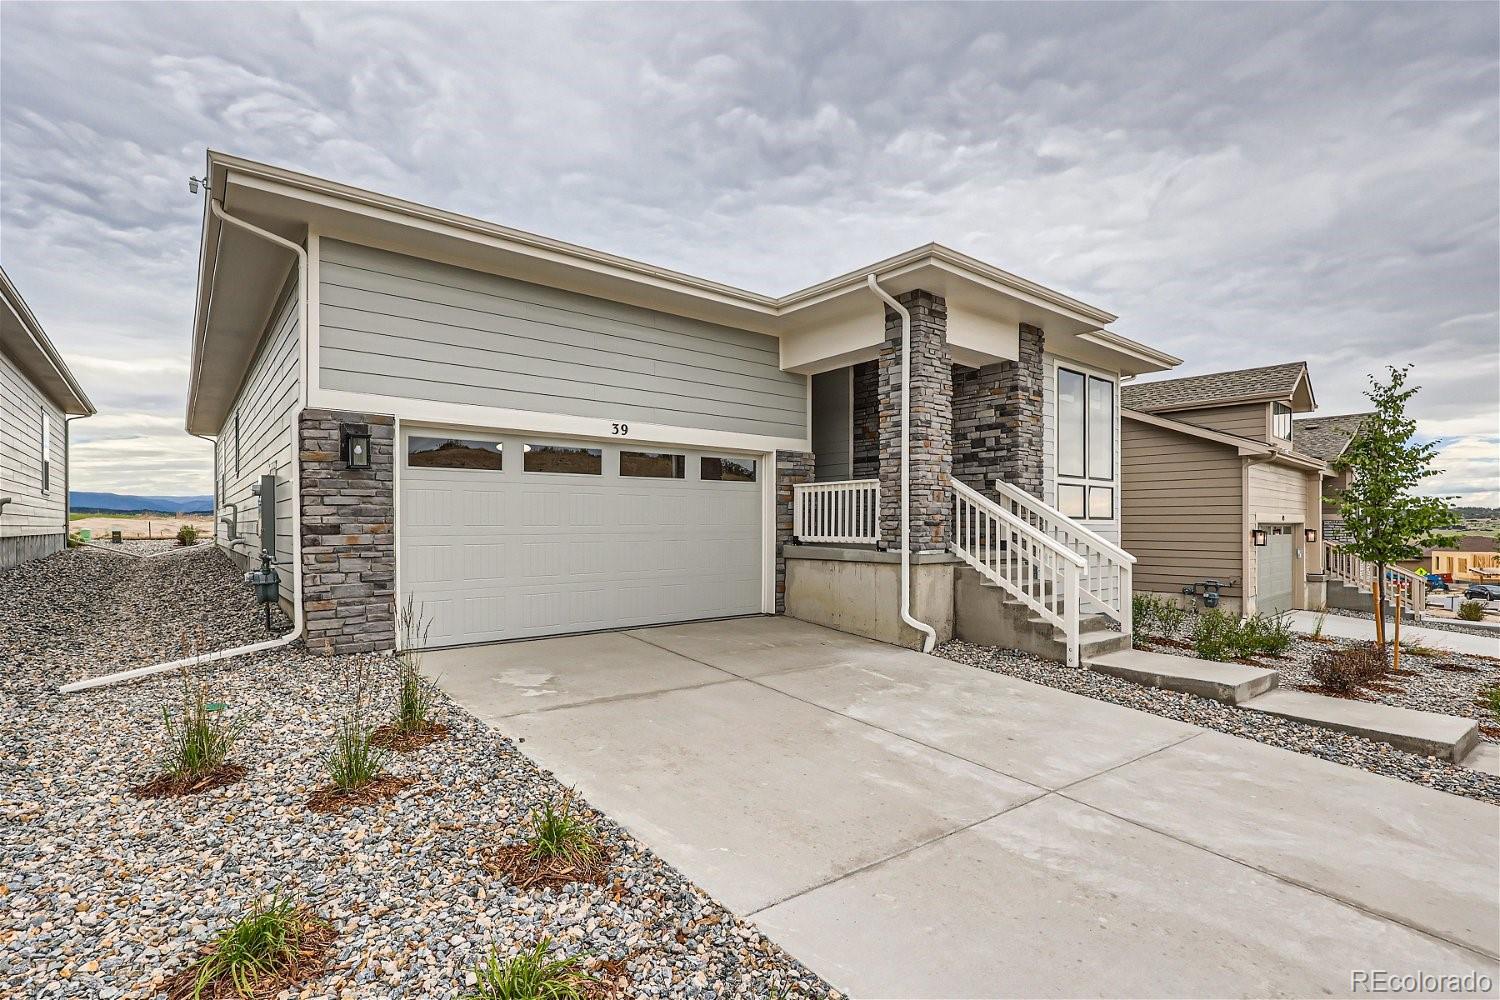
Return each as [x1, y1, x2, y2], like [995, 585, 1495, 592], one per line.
[772, 282, 1176, 665]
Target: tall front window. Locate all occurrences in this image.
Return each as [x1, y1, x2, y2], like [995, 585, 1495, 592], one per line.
[1057, 366, 1115, 520]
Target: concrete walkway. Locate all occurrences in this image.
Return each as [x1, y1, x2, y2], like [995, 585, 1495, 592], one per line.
[431, 617, 1499, 999]
[1290, 610, 1500, 657]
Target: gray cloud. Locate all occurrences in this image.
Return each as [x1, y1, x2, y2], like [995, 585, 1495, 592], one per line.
[2, 0, 1496, 500]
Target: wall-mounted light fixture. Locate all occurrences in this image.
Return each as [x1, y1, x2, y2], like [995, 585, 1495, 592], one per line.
[1304, 528, 1318, 544]
[341, 425, 371, 470]
[1251, 528, 1268, 547]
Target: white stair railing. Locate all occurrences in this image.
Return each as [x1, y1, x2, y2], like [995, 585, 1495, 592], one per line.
[792, 479, 881, 545]
[952, 480, 1087, 666]
[992, 479, 1135, 635]
[1327, 544, 1427, 620]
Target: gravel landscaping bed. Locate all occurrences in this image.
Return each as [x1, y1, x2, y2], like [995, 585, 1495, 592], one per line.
[1134, 630, 1500, 740]
[937, 641, 1500, 806]
[0, 550, 833, 998]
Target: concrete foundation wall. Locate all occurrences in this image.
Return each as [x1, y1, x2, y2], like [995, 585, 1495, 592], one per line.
[0, 531, 63, 570]
[784, 548, 955, 650]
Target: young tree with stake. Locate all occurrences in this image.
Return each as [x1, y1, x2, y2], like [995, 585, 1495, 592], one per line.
[1330, 366, 1457, 649]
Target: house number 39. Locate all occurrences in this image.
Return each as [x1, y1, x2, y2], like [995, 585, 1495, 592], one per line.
[611, 422, 629, 436]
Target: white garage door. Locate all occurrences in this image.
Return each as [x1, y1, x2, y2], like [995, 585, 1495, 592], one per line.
[1256, 524, 1295, 616]
[399, 430, 765, 647]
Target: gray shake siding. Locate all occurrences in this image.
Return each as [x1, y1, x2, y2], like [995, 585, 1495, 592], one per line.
[0, 346, 67, 558]
[215, 276, 299, 602]
[318, 240, 807, 440]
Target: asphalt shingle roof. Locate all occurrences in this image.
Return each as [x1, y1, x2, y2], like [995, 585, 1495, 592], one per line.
[1121, 362, 1308, 413]
[1292, 412, 1374, 461]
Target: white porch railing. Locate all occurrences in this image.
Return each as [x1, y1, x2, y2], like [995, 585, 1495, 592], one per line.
[1328, 544, 1427, 620]
[792, 479, 881, 545]
[952, 479, 1088, 666]
[992, 479, 1135, 634]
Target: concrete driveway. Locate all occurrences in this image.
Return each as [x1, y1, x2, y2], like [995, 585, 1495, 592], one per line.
[431, 616, 1499, 999]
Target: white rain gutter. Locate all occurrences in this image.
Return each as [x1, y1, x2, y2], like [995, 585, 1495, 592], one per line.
[59, 200, 308, 694]
[865, 274, 937, 653]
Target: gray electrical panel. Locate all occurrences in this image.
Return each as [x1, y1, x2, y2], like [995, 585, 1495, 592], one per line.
[258, 473, 276, 560]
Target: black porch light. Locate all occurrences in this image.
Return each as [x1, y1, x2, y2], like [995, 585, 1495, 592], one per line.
[342, 425, 372, 470]
[1251, 528, 1268, 547]
[1304, 528, 1318, 544]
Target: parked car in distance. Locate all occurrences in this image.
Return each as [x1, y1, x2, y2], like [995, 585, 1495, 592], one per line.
[1463, 583, 1500, 602]
[1424, 573, 1449, 592]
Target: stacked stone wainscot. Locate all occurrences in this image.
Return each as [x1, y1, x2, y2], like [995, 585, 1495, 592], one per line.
[299, 409, 396, 655]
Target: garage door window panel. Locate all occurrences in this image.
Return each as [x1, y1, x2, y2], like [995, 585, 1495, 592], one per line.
[408, 436, 503, 470]
[701, 456, 757, 482]
[524, 444, 602, 475]
[621, 450, 686, 479]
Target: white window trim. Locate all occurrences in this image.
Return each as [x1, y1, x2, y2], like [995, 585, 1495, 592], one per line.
[40, 408, 51, 495]
[1055, 361, 1118, 523]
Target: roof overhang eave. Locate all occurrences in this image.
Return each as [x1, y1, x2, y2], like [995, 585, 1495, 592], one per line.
[0, 267, 95, 416]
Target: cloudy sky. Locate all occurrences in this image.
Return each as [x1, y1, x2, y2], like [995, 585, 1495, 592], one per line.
[2, 2, 1496, 503]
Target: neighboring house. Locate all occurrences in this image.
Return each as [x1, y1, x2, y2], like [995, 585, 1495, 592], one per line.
[1420, 536, 1500, 584]
[1120, 362, 1329, 616]
[186, 151, 1181, 663]
[0, 267, 95, 569]
[1292, 411, 1373, 543]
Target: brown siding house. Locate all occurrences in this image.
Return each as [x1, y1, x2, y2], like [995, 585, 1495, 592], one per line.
[1121, 363, 1329, 616]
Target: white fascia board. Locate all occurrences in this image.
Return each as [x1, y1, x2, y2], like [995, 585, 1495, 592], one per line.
[314, 387, 810, 456]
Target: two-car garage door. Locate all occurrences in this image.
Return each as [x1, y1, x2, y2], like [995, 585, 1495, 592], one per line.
[399, 430, 764, 648]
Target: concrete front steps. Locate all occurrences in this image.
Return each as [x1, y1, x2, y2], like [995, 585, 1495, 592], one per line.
[954, 567, 1130, 663]
[1085, 646, 1481, 762]
[1085, 649, 1278, 704]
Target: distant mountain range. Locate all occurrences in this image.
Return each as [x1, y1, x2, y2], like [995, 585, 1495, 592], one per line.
[70, 492, 213, 514]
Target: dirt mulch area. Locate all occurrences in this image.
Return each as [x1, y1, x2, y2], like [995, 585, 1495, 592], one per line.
[305, 776, 414, 814]
[1435, 663, 1480, 673]
[483, 841, 611, 890]
[367, 721, 451, 753]
[162, 908, 334, 999]
[131, 764, 247, 800]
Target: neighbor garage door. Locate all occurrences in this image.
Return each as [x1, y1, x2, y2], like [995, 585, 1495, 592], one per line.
[399, 430, 764, 647]
[1256, 524, 1295, 615]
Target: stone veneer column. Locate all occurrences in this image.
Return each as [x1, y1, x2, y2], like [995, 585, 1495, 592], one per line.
[877, 290, 951, 552]
[951, 323, 1045, 499]
[774, 450, 815, 613]
[299, 409, 396, 655]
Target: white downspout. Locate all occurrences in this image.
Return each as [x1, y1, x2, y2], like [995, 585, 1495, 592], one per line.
[59, 201, 309, 694]
[866, 274, 937, 653]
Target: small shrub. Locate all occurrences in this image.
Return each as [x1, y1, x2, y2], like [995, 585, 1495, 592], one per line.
[1309, 642, 1388, 694]
[175, 894, 332, 1000]
[67, 530, 84, 548]
[326, 659, 390, 792]
[1458, 600, 1486, 622]
[328, 714, 391, 792]
[393, 595, 435, 733]
[1193, 608, 1238, 662]
[1480, 684, 1500, 720]
[177, 523, 200, 546]
[1131, 594, 1159, 644]
[1310, 612, 1328, 642]
[1243, 611, 1294, 657]
[137, 662, 251, 797]
[1155, 599, 1188, 638]
[463, 938, 598, 1000]
[527, 793, 601, 867]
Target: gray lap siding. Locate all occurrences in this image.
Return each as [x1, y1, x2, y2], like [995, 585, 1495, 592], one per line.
[215, 275, 300, 603]
[317, 239, 807, 440]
